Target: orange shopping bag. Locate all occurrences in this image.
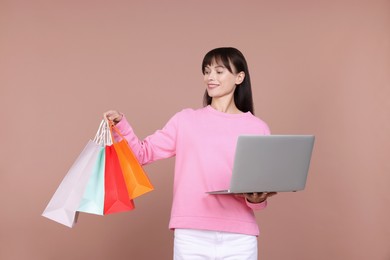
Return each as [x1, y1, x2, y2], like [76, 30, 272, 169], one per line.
[109, 122, 154, 200]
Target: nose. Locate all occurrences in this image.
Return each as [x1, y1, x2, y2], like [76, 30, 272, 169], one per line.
[207, 70, 216, 81]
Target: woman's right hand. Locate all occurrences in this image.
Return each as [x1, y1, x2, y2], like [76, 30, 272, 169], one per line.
[103, 110, 123, 124]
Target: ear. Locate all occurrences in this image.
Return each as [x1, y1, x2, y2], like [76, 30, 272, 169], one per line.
[235, 72, 245, 85]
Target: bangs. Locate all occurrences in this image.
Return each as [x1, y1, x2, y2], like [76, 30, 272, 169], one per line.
[202, 52, 233, 74]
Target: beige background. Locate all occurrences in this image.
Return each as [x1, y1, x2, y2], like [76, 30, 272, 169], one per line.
[1, 0, 389, 259]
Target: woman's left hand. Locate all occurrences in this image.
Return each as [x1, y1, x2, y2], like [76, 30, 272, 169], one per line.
[242, 192, 277, 203]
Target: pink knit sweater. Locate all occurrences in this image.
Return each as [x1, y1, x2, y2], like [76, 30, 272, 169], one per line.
[115, 105, 271, 236]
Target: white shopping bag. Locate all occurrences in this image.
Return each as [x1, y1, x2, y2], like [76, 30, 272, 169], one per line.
[42, 120, 107, 227]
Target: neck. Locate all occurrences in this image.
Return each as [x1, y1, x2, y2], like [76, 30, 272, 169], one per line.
[210, 97, 242, 114]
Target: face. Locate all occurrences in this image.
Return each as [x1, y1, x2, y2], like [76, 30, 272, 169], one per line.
[203, 59, 245, 101]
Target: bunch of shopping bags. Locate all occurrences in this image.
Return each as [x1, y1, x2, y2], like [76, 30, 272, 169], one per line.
[42, 119, 153, 228]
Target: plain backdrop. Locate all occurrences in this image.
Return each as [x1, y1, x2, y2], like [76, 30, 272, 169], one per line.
[1, 0, 389, 259]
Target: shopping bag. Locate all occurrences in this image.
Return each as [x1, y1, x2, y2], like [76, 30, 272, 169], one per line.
[42, 140, 102, 227]
[103, 129, 135, 214]
[110, 123, 154, 199]
[77, 146, 105, 215]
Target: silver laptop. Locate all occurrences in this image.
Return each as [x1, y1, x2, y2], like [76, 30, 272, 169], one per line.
[206, 135, 315, 194]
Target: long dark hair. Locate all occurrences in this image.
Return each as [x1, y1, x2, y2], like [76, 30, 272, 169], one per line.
[202, 47, 254, 114]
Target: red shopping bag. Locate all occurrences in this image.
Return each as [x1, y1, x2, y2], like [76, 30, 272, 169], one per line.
[103, 144, 135, 215]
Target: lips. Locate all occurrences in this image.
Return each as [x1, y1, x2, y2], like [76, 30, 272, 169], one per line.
[208, 83, 219, 89]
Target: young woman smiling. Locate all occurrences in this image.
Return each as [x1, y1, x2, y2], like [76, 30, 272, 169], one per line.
[105, 47, 276, 259]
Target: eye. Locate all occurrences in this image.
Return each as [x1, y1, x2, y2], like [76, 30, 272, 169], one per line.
[216, 70, 224, 74]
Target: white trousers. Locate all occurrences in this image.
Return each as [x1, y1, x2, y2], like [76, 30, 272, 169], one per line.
[174, 229, 258, 260]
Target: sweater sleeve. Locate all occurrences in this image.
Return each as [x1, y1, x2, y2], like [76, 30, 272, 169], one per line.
[114, 113, 178, 165]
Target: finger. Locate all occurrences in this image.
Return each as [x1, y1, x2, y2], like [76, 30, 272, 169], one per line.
[264, 192, 277, 199]
[249, 192, 261, 196]
[103, 110, 114, 120]
[245, 192, 258, 199]
[104, 110, 120, 121]
[258, 192, 268, 200]
[247, 193, 266, 202]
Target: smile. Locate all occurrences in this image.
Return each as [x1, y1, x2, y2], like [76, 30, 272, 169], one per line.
[207, 83, 219, 88]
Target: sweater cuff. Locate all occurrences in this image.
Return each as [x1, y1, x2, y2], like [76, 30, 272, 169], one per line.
[112, 115, 129, 141]
[246, 199, 268, 211]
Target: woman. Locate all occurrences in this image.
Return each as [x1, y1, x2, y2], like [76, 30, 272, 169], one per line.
[105, 47, 276, 259]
